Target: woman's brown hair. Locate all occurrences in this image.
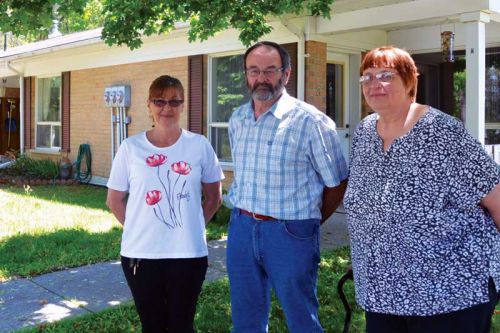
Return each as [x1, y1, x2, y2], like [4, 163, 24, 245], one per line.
[360, 46, 419, 99]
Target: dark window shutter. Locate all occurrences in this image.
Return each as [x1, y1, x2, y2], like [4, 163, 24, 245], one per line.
[188, 55, 203, 134]
[282, 43, 298, 98]
[61, 71, 71, 152]
[24, 77, 32, 150]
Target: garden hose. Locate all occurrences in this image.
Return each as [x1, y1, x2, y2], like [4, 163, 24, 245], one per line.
[75, 144, 92, 183]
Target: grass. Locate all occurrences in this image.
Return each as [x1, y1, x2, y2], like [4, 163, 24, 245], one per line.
[2, 184, 499, 332]
[18, 248, 365, 333]
[16, 246, 500, 333]
[0, 184, 228, 281]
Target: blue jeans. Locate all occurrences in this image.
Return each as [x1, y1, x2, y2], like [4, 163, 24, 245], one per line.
[227, 208, 323, 333]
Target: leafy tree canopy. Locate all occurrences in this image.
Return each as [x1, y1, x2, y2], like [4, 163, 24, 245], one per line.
[0, 0, 333, 49]
[0, 0, 105, 43]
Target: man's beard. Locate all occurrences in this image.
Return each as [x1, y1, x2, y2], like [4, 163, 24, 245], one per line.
[248, 76, 285, 102]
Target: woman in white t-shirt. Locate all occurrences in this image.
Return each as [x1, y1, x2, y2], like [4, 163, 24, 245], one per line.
[106, 75, 224, 333]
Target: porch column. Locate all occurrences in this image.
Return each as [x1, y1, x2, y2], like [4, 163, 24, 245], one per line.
[19, 75, 24, 153]
[460, 11, 490, 144]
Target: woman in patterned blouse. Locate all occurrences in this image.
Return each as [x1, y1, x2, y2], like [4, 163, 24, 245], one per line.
[344, 46, 500, 333]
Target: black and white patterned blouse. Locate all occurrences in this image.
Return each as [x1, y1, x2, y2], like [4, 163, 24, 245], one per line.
[344, 107, 500, 316]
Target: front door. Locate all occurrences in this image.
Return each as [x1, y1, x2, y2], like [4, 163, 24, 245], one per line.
[326, 53, 350, 164]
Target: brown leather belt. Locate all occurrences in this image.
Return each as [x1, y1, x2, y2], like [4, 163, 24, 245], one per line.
[239, 209, 276, 221]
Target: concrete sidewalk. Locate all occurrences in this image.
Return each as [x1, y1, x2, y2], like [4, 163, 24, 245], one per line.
[0, 210, 349, 333]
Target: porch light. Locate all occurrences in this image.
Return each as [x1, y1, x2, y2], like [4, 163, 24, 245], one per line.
[441, 31, 455, 63]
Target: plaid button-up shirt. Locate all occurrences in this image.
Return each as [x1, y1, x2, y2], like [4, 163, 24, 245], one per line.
[228, 91, 348, 220]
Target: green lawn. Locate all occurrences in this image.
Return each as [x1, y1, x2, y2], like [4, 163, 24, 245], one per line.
[2, 184, 498, 332]
[16, 246, 500, 332]
[0, 184, 228, 281]
[18, 248, 365, 333]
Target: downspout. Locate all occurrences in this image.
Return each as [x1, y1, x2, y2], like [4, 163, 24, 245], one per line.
[5, 61, 24, 154]
[280, 18, 305, 101]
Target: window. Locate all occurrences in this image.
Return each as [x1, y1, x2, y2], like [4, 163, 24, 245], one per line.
[36, 76, 61, 149]
[209, 54, 250, 164]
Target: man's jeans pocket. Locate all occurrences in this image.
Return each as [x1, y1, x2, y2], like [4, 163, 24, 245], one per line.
[282, 219, 319, 240]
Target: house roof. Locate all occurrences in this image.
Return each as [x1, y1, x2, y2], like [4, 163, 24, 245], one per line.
[0, 28, 103, 60]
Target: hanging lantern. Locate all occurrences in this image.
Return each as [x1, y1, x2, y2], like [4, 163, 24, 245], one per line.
[441, 31, 455, 63]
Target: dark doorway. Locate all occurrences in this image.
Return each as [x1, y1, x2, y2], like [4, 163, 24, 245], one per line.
[326, 63, 344, 126]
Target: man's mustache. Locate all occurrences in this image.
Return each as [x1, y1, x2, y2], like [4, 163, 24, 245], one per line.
[252, 82, 273, 92]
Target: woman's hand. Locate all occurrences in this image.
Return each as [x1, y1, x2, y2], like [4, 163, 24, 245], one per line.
[106, 189, 128, 225]
[202, 181, 222, 224]
[481, 183, 500, 231]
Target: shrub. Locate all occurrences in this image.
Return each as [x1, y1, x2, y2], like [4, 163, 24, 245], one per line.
[1, 155, 60, 180]
[211, 204, 231, 226]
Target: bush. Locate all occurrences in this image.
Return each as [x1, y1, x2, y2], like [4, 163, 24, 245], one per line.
[2, 155, 60, 180]
[211, 204, 231, 226]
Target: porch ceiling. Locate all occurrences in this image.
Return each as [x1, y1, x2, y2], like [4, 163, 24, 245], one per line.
[318, 0, 500, 35]
[331, 0, 414, 14]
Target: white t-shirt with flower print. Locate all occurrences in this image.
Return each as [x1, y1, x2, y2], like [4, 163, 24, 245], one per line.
[107, 130, 224, 259]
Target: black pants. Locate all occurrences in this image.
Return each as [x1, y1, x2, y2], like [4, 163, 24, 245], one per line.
[121, 256, 208, 333]
[366, 278, 499, 333]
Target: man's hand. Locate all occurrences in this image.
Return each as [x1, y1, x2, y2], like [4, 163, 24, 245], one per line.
[320, 179, 348, 224]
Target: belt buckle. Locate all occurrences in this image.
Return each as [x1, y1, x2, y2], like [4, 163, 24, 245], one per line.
[252, 212, 264, 221]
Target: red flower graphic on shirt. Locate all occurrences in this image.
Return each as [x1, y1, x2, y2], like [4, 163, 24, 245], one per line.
[144, 157, 192, 229]
[146, 153, 177, 226]
[145, 190, 173, 229]
[146, 154, 167, 167]
[145, 190, 162, 205]
[171, 161, 192, 175]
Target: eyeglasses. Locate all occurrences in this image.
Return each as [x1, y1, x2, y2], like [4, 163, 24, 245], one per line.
[245, 67, 283, 78]
[151, 99, 184, 107]
[359, 71, 398, 86]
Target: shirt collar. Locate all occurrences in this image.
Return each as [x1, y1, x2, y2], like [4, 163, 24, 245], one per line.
[271, 90, 295, 119]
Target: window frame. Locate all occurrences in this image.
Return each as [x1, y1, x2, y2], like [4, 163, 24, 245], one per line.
[35, 74, 62, 151]
[208, 50, 246, 169]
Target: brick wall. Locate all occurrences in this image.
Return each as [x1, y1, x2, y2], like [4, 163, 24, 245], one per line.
[304, 41, 327, 112]
[27, 57, 189, 179]
[71, 57, 189, 178]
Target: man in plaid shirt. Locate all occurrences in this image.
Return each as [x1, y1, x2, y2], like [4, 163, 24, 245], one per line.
[227, 41, 348, 333]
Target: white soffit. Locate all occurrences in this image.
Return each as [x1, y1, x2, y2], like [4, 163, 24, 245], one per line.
[331, 0, 413, 14]
[317, 0, 498, 34]
[389, 20, 500, 53]
[10, 22, 297, 77]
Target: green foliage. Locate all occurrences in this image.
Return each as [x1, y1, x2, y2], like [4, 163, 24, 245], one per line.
[0, 0, 333, 49]
[453, 70, 466, 120]
[207, 202, 231, 240]
[100, 0, 334, 49]
[214, 55, 248, 121]
[59, 0, 105, 34]
[4, 155, 60, 180]
[0, 0, 90, 42]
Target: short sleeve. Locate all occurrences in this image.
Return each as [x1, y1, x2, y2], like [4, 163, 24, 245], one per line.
[201, 137, 224, 183]
[106, 141, 130, 192]
[307, 115, 348, 187]
[448, 127, 500, 208]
